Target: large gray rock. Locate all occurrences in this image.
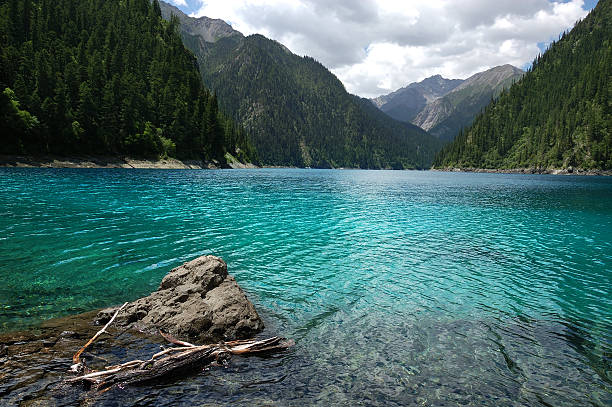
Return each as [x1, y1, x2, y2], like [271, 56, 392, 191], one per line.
[95, 256, 263, 344]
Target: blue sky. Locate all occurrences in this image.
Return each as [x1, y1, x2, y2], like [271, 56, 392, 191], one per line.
[165, 0, 599, 97]
[580, 0, 598, 9]
[167, 0, 200, 15]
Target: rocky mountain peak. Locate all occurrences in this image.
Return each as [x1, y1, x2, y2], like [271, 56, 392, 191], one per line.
[453, 65, 524, 92]
[371, 75, 463, 121]
[411, 65, 524, 139]
[371, 65, 524, 141]
[159, 1, 242, 43]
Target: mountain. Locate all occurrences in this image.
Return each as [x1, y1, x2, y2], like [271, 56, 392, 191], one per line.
[434, 0, 611, 170]
[413, 65, 524, 142]
[371, 65, 524, 142]
[159, 2, 241, 51]
[0, 0, 255, 163]
[160, 2, 441, 169]
[371, 75, 463, 123]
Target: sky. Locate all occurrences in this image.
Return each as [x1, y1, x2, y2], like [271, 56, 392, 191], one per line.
[166, 0, 598, 98]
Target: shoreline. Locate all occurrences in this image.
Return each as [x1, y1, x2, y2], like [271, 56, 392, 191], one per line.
[0, 155, 258, 169]
[431, 167, 612, 176]
[2, 156, 610, 175]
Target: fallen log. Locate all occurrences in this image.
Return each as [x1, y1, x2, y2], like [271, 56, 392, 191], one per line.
[69, 326, 293, 391]
[159, 330, 196, 347]
[94, 347, 222, 390]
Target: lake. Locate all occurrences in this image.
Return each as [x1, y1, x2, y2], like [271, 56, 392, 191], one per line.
[0, 168, 610, 406]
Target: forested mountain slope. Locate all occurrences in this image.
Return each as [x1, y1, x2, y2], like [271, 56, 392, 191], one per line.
[0, 0, 255, 162]
[434, 1, 611, 170]
[161, 2, 441, 169]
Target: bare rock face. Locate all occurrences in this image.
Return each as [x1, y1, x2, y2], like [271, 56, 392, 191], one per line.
[95, 256, 263, 344]
[159, 1, 242, 44]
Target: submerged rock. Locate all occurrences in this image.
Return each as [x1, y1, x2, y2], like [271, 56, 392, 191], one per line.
[95, 255, 263, 343]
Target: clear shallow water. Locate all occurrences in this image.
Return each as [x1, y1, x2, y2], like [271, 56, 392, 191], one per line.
[0, 168, 611, 406]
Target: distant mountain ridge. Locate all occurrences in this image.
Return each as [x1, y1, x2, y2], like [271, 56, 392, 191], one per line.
[372, 65, 524, 142]
[159, 1, 442, 169]
[371, 75, 463, 123]
[414, 65, 525, 141]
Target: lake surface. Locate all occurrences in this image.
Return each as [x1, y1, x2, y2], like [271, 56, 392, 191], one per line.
[0, 168, 610, 406]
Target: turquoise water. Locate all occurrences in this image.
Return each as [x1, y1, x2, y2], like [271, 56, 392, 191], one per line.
[0, 168, 611, 405]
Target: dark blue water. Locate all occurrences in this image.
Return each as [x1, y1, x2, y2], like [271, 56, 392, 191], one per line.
[0, 168, 610, 405]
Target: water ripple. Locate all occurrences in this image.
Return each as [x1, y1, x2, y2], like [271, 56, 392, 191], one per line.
[0, 168, 610, 405]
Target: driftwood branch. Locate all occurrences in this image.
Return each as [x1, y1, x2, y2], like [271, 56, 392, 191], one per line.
[68, 312, 293, 391]
[71, 302, 128, 371]
[159, 330, 196, 347]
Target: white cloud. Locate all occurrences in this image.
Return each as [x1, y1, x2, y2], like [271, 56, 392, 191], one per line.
[192, 0, 591, 97]
[169, 0, 188, 7]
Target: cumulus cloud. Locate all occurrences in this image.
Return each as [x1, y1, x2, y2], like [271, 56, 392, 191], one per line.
[192, 0, 591, 97]
[169, 0, 188, 7]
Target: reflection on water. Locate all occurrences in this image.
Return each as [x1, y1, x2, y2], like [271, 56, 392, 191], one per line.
[0, 168, 610, 405]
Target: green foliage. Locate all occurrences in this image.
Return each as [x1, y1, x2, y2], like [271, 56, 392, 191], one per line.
[0, 87, 40, 153]
[179, 29, 441, 169]
[0, 0, 256, 162]
[125, 121, 162, 157]
[434, 1, 612, 170]
[159, 136, 176, 159]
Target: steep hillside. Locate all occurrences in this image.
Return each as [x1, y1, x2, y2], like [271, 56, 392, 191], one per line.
[372, 75, 463, 123]
[434, 1, 611, 170]
[414, 65, 524, 142]
[0, 0, 254, 162]
[161, 2, 441, 169]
